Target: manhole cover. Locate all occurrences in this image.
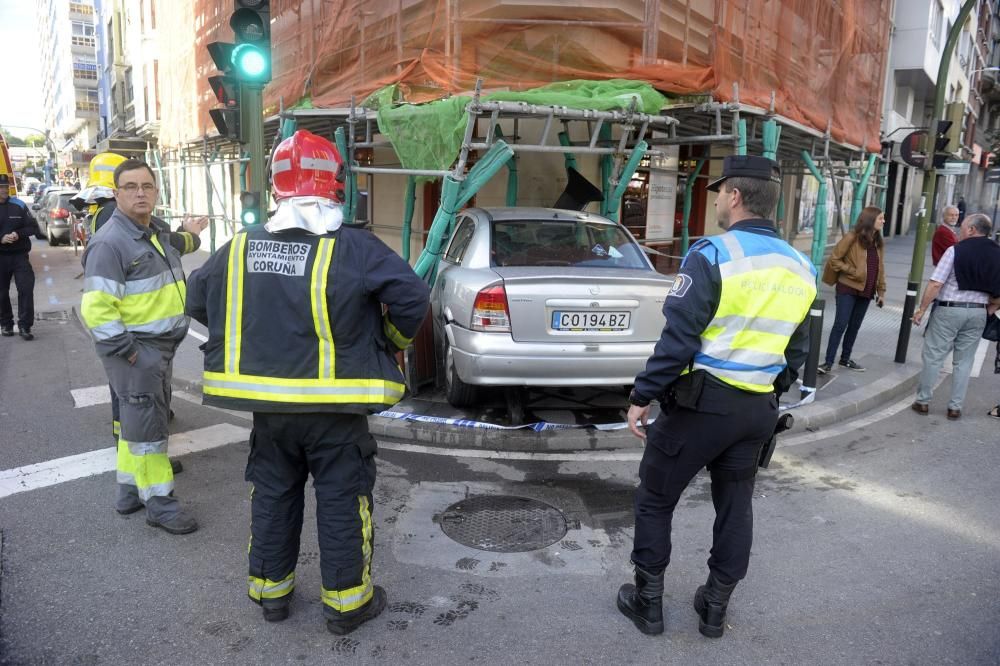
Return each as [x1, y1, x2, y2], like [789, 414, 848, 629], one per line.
[438, 495, 567, 553]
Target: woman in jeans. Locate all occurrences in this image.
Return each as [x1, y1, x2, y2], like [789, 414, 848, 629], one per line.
[819, 206, 887, 374]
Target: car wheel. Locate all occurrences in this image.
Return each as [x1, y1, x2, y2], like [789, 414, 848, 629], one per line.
[47, 226, 58, 246]
[444, 338, 477, 408]
[35, 224, 46, 240]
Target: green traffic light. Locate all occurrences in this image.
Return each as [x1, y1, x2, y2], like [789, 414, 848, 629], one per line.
[242, 209, 258, 225]
[232, 43, 268, 80]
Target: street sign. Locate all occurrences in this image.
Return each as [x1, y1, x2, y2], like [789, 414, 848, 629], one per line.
[937, 161, 970, 176]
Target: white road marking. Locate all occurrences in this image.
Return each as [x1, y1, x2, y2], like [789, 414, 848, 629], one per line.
[71, 385, 111, 408]
[0, 424, 251, 499]
[971, 338, 990, 378]
[187, 329, 208, 342]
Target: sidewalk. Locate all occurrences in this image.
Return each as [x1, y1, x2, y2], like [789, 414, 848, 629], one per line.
[57, 231, 937, 451]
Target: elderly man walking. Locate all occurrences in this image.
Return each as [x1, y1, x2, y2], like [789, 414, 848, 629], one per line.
[912, 213, 1000, 419]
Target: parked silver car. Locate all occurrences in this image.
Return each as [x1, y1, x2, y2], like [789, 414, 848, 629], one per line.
[431, 207, 673, 407]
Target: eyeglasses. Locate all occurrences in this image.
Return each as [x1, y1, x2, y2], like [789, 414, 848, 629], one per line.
[119, 183, 157, 194]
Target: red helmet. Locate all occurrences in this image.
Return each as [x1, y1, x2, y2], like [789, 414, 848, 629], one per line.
[271, 129, 346, 202]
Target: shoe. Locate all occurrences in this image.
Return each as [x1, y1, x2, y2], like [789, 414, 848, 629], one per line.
[169, 409, 176, 422]
[988, 405, 1000, 419]
[326, 586, 387, 635]
[170, 459, 184, 474]
[838, 359, 864, 371]
[910, 402, 929, 415]
[262, 592, 293, 623]
[18, 328, 32, 341]
[146, 512, 198, 535]
[693, 573, 737, 638]
[817, 363, 832, 375]
[947, 408, 961, 420]
[0, 328, 12, 337]
[616, 565, 664, 635]
[115, 499, 144, 515]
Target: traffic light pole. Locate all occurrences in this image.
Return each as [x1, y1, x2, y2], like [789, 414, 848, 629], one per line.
[895, 0, 976, 364]
[241, 82, 266, 203]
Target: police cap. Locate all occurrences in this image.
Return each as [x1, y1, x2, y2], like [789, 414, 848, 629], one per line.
[707, 155, 781, 192]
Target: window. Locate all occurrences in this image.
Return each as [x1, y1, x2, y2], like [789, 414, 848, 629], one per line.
[930, 1, 943, 48]
[491, 221, 648, 269]
[444, 218, 477, 263]
[71, 21, 95, 37]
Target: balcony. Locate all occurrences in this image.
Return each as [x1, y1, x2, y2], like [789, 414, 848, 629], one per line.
[70, 35, 96, 53]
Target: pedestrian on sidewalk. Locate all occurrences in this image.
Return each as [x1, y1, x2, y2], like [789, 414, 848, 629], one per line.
[80, 159, 198, 534]
[931, 205, 960, 266]
[0, 174, 39, 341]
[818, 206, 886, 374]
[186, 131, 429, 635]
[619, 155, 815, 638]
[911, 213, 1000, 420]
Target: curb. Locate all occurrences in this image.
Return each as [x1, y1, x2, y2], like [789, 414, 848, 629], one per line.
[78, 306, 922, 454]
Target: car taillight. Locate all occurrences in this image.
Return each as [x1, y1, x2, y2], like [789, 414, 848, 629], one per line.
[52, 208, 70, 219]
[471, 284, 511, 332]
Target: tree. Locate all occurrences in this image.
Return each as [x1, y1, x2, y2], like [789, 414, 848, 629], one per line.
[0, 127, 26, 146]
[24, 134, 46, 148]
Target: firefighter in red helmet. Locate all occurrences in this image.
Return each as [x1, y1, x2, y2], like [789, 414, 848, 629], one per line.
[186, 130, 429, 634]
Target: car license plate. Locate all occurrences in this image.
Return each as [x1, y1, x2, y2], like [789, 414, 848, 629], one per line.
[551, 311, 630, 331]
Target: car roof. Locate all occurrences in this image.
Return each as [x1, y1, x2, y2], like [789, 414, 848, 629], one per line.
[464, 207, 618, 225]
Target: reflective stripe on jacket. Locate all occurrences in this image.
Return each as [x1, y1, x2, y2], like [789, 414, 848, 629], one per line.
[691, 230, 817, 393]
[185, 226, 430, 414]
[91, 201, 202, 255]
[80, 208, 190, 358]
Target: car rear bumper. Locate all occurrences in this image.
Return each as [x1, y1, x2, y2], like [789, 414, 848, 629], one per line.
[448, 324, 654, 386]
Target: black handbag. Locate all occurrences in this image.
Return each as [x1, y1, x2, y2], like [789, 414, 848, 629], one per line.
[984, 313, 1000, 342]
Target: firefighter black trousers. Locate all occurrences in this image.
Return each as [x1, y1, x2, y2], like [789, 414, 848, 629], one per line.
[246, 412, 377, 606]
[631, 378, 778, 585]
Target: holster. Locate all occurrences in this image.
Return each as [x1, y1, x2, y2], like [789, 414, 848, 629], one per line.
[668, 370, 707, 410]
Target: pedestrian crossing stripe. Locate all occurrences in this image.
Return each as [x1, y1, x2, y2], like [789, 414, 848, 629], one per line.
[71, 385, 111, 408]
[0, 423, 251, 499]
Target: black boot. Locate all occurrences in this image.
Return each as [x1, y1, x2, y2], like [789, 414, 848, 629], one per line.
[616, 565, 664, 635]
[261, 591, 293, 622]
[693, 573, 737, 638]
[326, 586, 387, 635]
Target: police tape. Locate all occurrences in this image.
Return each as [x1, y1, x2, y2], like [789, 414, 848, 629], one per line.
[373, 410, 654, 432]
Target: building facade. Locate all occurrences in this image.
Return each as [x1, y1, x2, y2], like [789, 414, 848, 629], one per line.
[38, 0, 101, 178]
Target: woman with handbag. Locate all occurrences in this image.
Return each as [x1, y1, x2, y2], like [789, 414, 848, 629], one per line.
[819, 206, 887, 374]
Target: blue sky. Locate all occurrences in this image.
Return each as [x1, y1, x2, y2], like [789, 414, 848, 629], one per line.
[0, 0, 44, 138]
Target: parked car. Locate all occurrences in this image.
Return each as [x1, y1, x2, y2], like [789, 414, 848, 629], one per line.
[32, 189, 78, 245]
[430, 207, 673, 407]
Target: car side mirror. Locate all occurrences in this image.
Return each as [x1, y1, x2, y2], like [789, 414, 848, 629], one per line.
[31, 204, 41, 210]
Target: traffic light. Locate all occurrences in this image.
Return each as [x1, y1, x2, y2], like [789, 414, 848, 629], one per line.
[207, 42, 242, 142]
[230, 1, 271, 83]
[240, 190, 262, 225]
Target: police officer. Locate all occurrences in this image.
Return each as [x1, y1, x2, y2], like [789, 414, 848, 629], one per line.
[186, 130, 430, 635]
[0, 174, 38, 340]
[616, 155, 816, 638]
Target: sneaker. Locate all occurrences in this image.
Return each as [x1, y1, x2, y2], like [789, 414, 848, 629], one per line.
[1, 328, 13, 337]
[326, 586, 387, 635]
[817, 363, 832, 375]
[18, 328, 33, 341]
[838, 359, 865, 372]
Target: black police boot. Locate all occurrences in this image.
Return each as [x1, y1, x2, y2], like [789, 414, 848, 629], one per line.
[616, 565, 664, 635]
[693, 572, 737, 638]
[326, 586, 387, 635]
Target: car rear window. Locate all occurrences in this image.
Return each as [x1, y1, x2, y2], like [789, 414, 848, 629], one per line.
[492, 220, 648, 269]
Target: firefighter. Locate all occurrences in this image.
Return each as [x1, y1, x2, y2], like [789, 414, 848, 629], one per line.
[80, 159, 197, 534]
[616, 155, 816, 638]
[84, 152, 207, 459]
[186, 130, 430, 634]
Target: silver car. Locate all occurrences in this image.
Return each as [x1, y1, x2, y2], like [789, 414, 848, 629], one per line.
[431, 207, 673, 407]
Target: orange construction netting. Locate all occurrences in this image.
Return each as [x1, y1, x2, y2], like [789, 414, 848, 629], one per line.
[158, 0, 891, 153]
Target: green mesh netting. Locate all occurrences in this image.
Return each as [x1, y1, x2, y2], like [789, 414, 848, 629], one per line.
[370, 79, 666, 175]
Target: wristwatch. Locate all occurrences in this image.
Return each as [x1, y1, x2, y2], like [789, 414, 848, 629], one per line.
[628, 388, 650, 407]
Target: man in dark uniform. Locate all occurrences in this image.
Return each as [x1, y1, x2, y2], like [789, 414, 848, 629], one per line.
[616, 156, 817, 638]
[187, 130, 430, 635]
[0, 174, 39, 340]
